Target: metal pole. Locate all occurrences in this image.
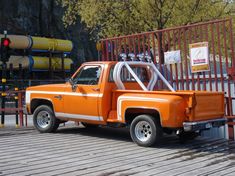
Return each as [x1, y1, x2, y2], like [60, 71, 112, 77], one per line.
[0, 30, 8, 128]
[49, 51, 53, 79]
[19, 64, 23, 89]
[15, 88, 19, 128]
[19, 92, 23, 127]
[61, 53, 65, 79]
[1, 63, 6, 127]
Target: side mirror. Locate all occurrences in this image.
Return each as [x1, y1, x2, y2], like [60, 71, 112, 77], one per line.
[68, 78, 74, 85]
[68, 78, 77, 91]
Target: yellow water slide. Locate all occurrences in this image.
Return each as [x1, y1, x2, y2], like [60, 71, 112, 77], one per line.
[0, 56, 73, 71]
[0, 34, 73, 52]
[32, 56, 73, 70]
[32, 37, 73, 52]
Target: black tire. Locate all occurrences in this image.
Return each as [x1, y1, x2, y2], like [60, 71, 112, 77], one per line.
[130, 114, 163, 147]
[33, 105, 60, 133]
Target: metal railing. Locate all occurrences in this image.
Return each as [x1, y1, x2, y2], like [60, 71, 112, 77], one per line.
[0, 89, 26, 127]
[100, 18, 235, 140]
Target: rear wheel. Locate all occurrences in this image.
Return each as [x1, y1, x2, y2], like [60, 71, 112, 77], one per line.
[33, 105, 60, 133]
[130, 114, 162, 147]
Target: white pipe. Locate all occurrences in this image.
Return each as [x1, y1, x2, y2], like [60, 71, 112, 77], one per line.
[124, 61, 175, 91]
[113, 62, 125, 90]
[147, 68, 155, 90]
[148, 68, 158, 91]
[149, 62, 175, 92]
[117, 62, 125, 89]
[113, 61, 175, 92]
[124, 62, 148, 91]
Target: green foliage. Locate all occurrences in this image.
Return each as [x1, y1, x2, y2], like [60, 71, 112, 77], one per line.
[58, 0, 234, 40]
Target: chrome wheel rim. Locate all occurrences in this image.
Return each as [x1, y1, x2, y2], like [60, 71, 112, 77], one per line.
[37, 111, 51, 129]
[135, 121, 152, 142]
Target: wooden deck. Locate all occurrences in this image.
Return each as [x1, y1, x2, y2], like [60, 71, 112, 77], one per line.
[0, 126, 235, 176]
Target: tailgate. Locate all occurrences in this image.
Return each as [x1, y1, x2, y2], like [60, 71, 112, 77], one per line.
[190, 92, 224, 121]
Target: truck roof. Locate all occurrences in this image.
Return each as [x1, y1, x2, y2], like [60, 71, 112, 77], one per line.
[83, 61, 117, 65]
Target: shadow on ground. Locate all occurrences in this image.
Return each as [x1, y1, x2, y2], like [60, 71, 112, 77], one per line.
[1, 124, 235, 156]
[57, 126, 132, 143]
[56, 125, 235, 152]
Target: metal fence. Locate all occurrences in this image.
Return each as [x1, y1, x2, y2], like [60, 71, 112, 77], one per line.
[100, 18, 235, 140]
[0, 89, 26, 127]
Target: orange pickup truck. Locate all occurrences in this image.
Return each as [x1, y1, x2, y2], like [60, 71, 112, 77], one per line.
[25, 61, 226, 146]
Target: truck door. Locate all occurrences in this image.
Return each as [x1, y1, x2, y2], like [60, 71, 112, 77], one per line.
[62, 65, 103, 122]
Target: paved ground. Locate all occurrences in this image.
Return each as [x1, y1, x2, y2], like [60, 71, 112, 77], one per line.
[0, 124, 235, 176]
[1, 115, 33, 127]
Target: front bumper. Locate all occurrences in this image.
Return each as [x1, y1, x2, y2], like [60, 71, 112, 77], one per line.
[183, 118, 227, 132]
[23, 104, 31, 115]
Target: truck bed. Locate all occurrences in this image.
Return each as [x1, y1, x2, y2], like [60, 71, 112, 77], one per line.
[112, 89, 224, 123]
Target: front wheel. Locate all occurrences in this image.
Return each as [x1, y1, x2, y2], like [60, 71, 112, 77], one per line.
[130, 114, 162, 147]
[33, 105, 60, 133]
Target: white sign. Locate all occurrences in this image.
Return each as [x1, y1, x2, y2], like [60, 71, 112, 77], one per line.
[189, 42, 210, 73]
[164, 50, 181, 64]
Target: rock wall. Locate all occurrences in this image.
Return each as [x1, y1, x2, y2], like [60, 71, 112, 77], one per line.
[0, 0, 97, 65]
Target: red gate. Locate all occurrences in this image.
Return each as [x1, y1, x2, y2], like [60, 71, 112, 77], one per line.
[100, 18, 235, 140]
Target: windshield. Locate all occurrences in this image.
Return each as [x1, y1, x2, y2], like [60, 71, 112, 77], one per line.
[72, 65, 102, 85]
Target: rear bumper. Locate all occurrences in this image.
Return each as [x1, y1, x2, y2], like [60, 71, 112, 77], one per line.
[183, 118, 226, 132]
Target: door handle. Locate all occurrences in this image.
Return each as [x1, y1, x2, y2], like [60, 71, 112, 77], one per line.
[92, 88, 100, 91]
[54, 95, 62, 100]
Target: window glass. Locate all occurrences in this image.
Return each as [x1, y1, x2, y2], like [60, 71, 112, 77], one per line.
[109, 66, 150, 82]
[73, 66, 101, 85]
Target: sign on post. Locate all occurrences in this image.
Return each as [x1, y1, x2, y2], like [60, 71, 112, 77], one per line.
[189, 42, 210, 73]
[164, 50, 181, 64]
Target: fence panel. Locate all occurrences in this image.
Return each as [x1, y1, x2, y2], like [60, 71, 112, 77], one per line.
[100, 18, 235, 140]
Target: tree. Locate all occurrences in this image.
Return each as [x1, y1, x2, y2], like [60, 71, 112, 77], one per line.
[58, 0, 234, 40]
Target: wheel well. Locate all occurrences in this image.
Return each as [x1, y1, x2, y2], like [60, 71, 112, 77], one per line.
[31, 99, 54, 114]
[125, 108, 161, 125]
